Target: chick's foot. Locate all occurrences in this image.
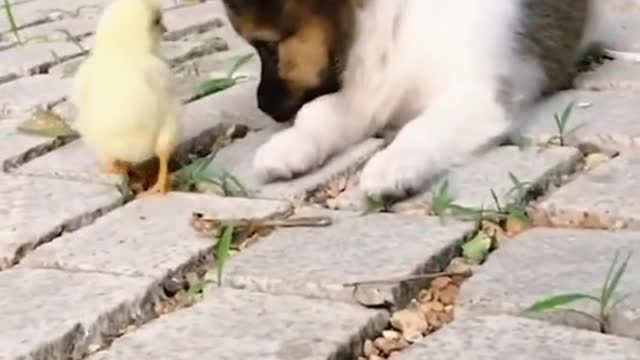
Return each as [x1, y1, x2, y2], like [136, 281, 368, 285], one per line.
[138, 151, 170, 197]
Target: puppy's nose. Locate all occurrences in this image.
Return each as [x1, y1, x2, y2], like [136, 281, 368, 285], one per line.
[257, 100, 296, 123]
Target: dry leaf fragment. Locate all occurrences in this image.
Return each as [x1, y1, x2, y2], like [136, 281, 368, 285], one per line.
[16, 110, 77, 138]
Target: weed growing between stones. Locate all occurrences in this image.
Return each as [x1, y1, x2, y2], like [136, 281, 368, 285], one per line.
[524, 248, 633, 334]
[187, 53, 254, 102]
[547, 101, 584, 147]
[172, 150, 247, 196]
[430, 172, 532, 241]
[2, 0, 22, 44]
[186, 210, 334, 298]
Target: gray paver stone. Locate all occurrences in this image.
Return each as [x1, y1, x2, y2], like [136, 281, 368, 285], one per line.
[88, 287, 388, 360]
[212, 126, 385, 200]
[333, 145, 581, 212]
[18, 17, 98, 42]
[0, 75, 70, 118]
[394, 315, 640, 360]
[599, 0, 640, 52]
[0, 267, 159, 360]
[20, 192, 290, 278]
[456, 227, 640, 340]
[532, 152, 640, 230]
[13, 81, 271, 185]
[0, 173, 120, 270]
[216, 207, 474, 306]
[519, 90, 640, 149]
[0, 118, 69, 170]
[575, 59, 640, 92]
[162, 1, 225, 41]
[0, 0, 106, 33]
[0, 42, 87, 83]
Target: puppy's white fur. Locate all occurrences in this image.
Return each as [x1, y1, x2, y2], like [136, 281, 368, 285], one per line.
[254, 0, 600, 198]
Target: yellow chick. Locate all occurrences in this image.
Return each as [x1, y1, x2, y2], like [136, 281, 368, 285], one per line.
[71, 0, 181, 195]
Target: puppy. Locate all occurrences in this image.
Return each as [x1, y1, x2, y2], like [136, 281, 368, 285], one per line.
[221, 0, 604, 199]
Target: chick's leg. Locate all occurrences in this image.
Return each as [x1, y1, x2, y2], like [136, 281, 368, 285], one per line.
[140, 149, 170, 195]
[139, 117, 178, 197]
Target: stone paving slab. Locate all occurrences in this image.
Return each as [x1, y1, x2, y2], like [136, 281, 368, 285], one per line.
[0, 118, 70, 171]
[394, 315, 640, 360]
[0, 267, 161, 360]
[332, 145, 581, 212]
[17, 16, 97, 42]
[217, 207, 474, 306]
[211, 126, 386, 201]
[532, 152, 640, 230]
[0, 75, 70, 118]
[20, 192, 290, 278]
[0, 173, 120, 270]
[88, 287, 388, 360]
[601, 1, 640, 52]
[0, 0, 107, 33]
[162, 0, 225, 41]
[48, 33, 230, 80]
[13, 81, 269, 185]
[519, 90, 640, 149]
[456, 227, 640, 340]
[0, 42, 86, 83]
[575, 59, 640, 92]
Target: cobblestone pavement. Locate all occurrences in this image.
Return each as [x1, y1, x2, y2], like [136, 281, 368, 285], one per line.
[3, 1, 640, 359]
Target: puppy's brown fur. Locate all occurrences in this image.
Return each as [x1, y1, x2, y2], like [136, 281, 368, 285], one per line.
[222, 0, 359, 122]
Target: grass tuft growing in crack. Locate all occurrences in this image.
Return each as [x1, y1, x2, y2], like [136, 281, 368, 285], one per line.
[548, 101, 584, 146]
[188, 53, 254, 102]
[524, 248, 633, 333]
[172, 152, 247, 196]
[430, 173, 533, 263]
[214, 224, 235, 287]
[3, 0, 22, 44]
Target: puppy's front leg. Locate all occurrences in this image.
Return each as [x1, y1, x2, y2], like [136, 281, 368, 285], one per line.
[359, 84, 512, 198]
[254, 93, 375, 182]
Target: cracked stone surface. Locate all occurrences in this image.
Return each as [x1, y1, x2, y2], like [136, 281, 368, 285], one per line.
[13, 81, 270, 185]
[532, 152, 640, 229]
[3, 0, 640, 359]
[575, 59, 640, 92]
[212, 126, 386, 200]
[87, 287, 389, 360]
[520, 89, 640, 149]
[20, 193, 290, 278]
[395, 315, 640, 360]
[456, 227, 640, 340]
[0, 42, 86, 83]
[0, 75, 70, 118]
[0, 267, 158, 360]
[332, 145, 582, 212]
[0, 173, 120, 270]
[217, 208, 474, 305]
[0, 118, 63, 169]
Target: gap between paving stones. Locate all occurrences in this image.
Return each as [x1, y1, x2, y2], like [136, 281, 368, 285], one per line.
[0, 173, 123, 270]
[455, 227, 640, 341]
[3, 47, 259, 186]
[9, 80, 268, 188]
[5, 193, 292, 360]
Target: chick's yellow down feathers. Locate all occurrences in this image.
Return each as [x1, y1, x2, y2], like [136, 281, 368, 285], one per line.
[71, 0, 181, 195]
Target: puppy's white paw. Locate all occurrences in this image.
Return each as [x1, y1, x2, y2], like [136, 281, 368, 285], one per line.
[253, 128, 322, 182]
[359, 146, 435, 199]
